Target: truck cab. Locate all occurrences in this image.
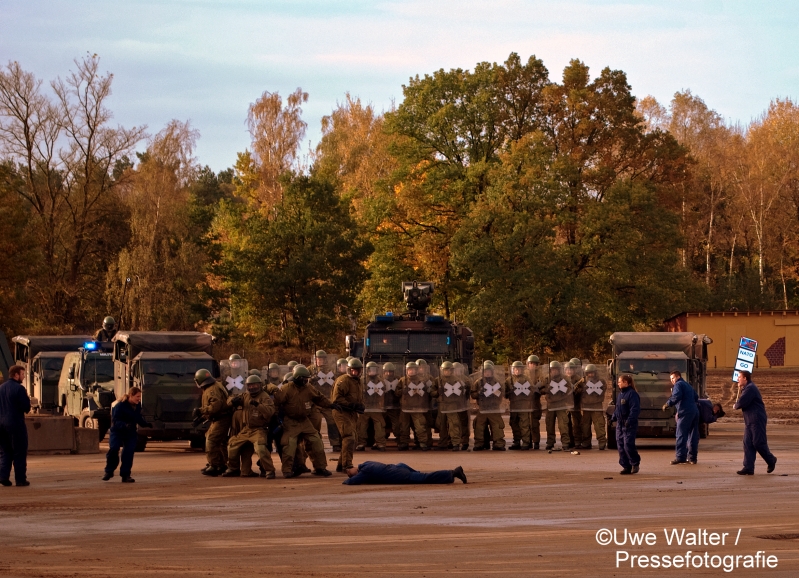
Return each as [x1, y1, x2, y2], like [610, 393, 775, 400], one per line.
[11, 335, 92, 407]
[59, 344, 116, 438]
[607, 332, 712, 447]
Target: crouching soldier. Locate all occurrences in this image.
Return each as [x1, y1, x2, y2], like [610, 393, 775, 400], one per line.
[223, 375, 277, 479]
[272, 365, 333, 478]
[193, 369, 233, 476]
[578, 364, 608, 450]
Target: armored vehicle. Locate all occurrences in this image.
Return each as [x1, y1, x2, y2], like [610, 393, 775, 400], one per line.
[347, 282, 474, 371]
[59, 343, 115, 439]
[11, 335, 92, 405]
[113, 331, 218, 451]
[606, 332, 713, 448]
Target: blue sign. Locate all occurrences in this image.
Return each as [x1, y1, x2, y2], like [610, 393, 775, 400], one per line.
[739, 337, 758, 351]
[733, 336, 758, 382]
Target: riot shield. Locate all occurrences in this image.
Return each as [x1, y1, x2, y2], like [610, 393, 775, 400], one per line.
[362, 363, 385, 412]
[400, 365, 430, 413]
[507, 363, 534, 412]
[544, 362, 574, 411]
[311, 353, 338, 398]
[580, 363, 608, 412]
[262, 364, 283, 387]
[220, 358, 249, 395]
[437, 363, 468, 414]
[472, 365, 505, 414]
[381, 364, 401, 410]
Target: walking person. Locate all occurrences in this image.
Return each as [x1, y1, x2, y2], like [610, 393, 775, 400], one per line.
[611, 374, 640, 475]
[103, 386, 151, 483]
[734, 371, 777, 475]
[0, 365, 31, 487]
[663, 371, 699, 465]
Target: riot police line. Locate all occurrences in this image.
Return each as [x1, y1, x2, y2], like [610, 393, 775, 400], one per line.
[186, 352, 616, 480]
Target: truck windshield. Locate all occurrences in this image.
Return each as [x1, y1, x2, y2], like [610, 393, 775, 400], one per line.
[618, 359, 687, 375]
[142, 360, 213, 384]
[41, 358, 66, 381]
[83, 357, 114, 383]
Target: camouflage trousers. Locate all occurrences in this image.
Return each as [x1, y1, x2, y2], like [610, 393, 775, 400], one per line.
[357, 412, 387, 448]
[205, 416, 231, 469]
[437, 411, 469, 448]
[545, 409, 571, 449]
[227, 428, 275, 473]
[509, 412, 532, 447]
[332, 409, 359, 470]
[280, 417, 327, 475]
[581, 410, 607, 449]
[474, 413, 506, 448]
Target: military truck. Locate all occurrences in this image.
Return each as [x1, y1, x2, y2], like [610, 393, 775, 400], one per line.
[113, 331, 218, 451]
[346, 281, 475, 371]
[0, 330, 13, 379]
[58, 343, 115, 439]
[11, 335, 92, 408]
[606, 332, 713, 448]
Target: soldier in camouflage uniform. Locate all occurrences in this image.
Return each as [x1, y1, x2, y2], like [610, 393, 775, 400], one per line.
[272, 365, 333, 478]
[566, 358, 584, 450]
[471, 361, 506, 451]
[332, 358, 366, 472]
[193, 368, 233, 476]
[578, 364, 608, 449]
[506, 361, 533, 450]
[308, 350, 342, 452]
[543, 361, 574, 451]
[357, 362, 387, 451]
[526, 355, 543, 450]
[223, 375, 277, 478]
[93, 316, 117, 342]
[381, 362, 402, 445]
[434, 361, 470, 451]
[397, 362, 431, 451]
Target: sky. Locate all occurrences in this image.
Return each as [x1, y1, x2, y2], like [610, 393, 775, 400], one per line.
[2, 0, 798, 171]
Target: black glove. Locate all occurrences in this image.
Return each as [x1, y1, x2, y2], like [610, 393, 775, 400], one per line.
[192, 416, 203, 427]
[331, 403, 344, 412]
[191, 408, 202, 419]
[231, 396, 244, 408]
[249, 400, 259, 407]
[353, 402, 366, 413]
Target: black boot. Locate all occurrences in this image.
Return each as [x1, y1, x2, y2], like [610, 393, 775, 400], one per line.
[121, 476, 135, 483]
[102, 472, 113, 481]
[452, 466, 467, 484]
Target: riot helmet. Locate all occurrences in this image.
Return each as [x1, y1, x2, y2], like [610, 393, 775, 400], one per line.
[246, 374, 263, 395]
[405, 361, 418, 378]
[287, 360, 298, 368]
[511, 360, 525, 376]
[194, 368, 215, 389]
[383, 362, 396, 379]
[366, 361, 379, 378]
[347, 358, 363, 377]
[249, 368, 261, 377]
[292, 364, 311, 386]
[102, 316, 116, 331]
[229, 354, 242, 360]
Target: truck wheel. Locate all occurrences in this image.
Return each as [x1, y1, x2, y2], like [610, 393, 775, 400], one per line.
[699, 423, 708, 439]
[135, 435, 148, 452]
[80, 413, 97, 431]
[189, 434, 205, 450]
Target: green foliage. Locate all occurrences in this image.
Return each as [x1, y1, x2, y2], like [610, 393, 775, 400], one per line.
[215, 174, 372, 348]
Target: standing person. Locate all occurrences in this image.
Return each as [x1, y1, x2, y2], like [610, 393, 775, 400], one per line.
[506, 361, 533, 450]
[331, 359, 366, 472]
[566, 359, 584, 450]
[734, 371, 777, 475]
[357, 362, 387, 452]
[662, 371, 699, 465]
[397, 362, 431, 451]
[543, 361, 573, 451]
[471, 361, 506, 451]
[193, 368, 233, 477]
[435, 361, 470, 451]
[0, 365, 31, 487]
[578, 364, 608, 450]
[309, 350, 342, 452]
[611, 374, 640, 475]
[381, 363, 402, 446]
[526, 355, 543, 450]
[103, 386, 151, 483]
[272, 365, 333, 478]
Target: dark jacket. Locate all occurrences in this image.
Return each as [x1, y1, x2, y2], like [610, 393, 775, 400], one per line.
[0, 378, 31, 428]
[697, 399, 718, 424]
[734, 381, 768, 428]
[666, 378, 699, 418]
[110, 400, 150, 436]
[611, 387, 640, 428]
[343, 461, 418, 485]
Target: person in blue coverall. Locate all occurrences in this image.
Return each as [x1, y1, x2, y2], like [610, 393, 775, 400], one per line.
[734, 370, 777, 475]
[343, 461, 467, 485]
[610, 374, 640, 475]
[103, 386, 151, 483]
[0, 365, 31, 487]
[663, 371, 699, 465]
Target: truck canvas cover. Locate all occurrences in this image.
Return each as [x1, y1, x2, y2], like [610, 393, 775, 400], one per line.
[13, 335, 93, 359]
[610, 332, 696, 357]
[114, 331, 213, 360]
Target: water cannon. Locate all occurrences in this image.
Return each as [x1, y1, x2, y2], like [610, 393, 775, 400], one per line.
[402, 281, 434, 314]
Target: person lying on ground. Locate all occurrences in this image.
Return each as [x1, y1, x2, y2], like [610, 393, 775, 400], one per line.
[343, 461, 467, 485]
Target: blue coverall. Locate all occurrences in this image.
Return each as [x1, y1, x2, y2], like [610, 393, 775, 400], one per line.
[343, 461, 454, 485]
[612, 388, 640, 470]
[666, 378, 699, 462]
[105, 401, 150, 478]
[697, 399, 718, 424]
[734, 381, 776, 473]
[0, 378, 31, 484]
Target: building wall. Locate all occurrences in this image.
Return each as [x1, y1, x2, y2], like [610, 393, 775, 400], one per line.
[665, 311, 799, 368]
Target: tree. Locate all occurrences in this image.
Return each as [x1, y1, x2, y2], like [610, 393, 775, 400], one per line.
[0, 56, 144, 327]
[215, 174, 372, 348]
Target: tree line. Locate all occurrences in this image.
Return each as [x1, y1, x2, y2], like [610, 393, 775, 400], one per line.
[2, 53, 798, 360]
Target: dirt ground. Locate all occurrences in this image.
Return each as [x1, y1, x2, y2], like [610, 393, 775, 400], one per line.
[2, 419, 798, 577]
[706, 369, 799, 424]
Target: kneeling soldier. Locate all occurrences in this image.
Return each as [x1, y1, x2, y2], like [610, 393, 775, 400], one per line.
[223, 375, 277, 478]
